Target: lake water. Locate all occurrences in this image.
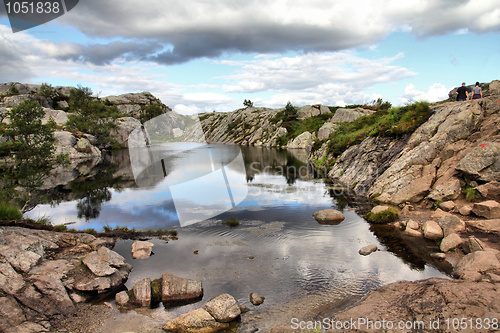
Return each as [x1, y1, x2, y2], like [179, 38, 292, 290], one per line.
[27, 144, 448, 329]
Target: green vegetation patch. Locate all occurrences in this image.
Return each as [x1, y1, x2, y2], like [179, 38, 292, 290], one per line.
[0, 202, 23, 220]
[365, 207, 399, 224]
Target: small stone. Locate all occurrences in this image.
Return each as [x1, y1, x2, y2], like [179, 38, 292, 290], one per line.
[466, 236, 486, 253]
[249, 293, 265, 306]
[422, 220, 444, 240]
[406, 220, 420, 230]
[204, 293, 241, 323]
[439, 201, 456, 212]
[459, 205, 473, 216]
[440, 233, 463, 252]
[115, 291, 129, 307]
[405, 228, 422, 237]
[430, 253, 446, 260]
[359, 245, 378, 256]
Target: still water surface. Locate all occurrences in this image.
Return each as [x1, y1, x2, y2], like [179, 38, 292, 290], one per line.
[27, 144, 448, 327]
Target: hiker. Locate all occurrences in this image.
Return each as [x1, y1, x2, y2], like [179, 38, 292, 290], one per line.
[471, 82, 483, 99]
[456, 82, 469, 101]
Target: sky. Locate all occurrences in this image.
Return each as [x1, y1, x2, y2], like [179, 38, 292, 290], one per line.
[0, 0, 499, 115]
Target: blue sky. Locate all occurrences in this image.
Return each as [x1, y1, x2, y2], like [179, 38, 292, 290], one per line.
[1, 0, 499, 114]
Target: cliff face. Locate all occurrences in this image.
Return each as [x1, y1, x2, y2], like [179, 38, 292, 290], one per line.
[330, 82, 500, 206]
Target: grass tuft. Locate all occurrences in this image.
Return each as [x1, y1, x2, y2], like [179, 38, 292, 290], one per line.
[223, 216, 240, 227]
[365, 207, 399, 224]
[0, 202, 23, 220]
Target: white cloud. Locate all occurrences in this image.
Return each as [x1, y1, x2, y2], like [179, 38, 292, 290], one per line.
[400, 83, 450, 103]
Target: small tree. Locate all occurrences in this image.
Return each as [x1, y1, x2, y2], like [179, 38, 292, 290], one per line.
[243, 99, 254, 108]
[284, 101, 297, 120]
[4, 100, 56, 211]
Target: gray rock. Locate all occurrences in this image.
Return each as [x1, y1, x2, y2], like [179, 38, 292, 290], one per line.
[456, 142, 500, 182]
[131, 240, 154, 259]
[406, 219, 420, 230]
[331, 107, 374, 123]
[472, 200, 500, 219]
[0, 296, 26, 331]
[454, 251, 500, 281]
[249, 292, 265, 306]
[82, 247, 126, 277]
[465, 236, 486, 253]
[286, 131, 313, 150]
[440, 233, 463, 252]
[312, 209, 345, 224]
[428, 178, 461, 201]
[163, 308, 229, 333]
[437, 215, 466, 237]
[0, 260, 25, 294]
[161, 272, 203, 302]
[296, 104, 330, 120]
[204, 293, 241, 323]
[74, 265, 131, 292]
[30, 272, 75, 315]
[317, 122, 338, 141]
[112, 117, 142, 147]
[422, 220, 444, 240]
[42, 109, 68, 126]
[359, 245, 378, 256]
[133, 278, 151, 307]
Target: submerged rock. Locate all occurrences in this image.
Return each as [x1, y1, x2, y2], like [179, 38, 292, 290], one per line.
[249, 293, 265, 306]
[161, 272, 203, 303]
[358, 245, 378, 256]
[131, 240, 154, 259]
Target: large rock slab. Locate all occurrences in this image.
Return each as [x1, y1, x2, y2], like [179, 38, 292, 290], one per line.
[312, 209, 345, 225]
[456, 142, 500, 182]
[466, 219, 500, 234]
[454, 250, 500, 281]
[472, 200, 500, 219]
[204, 293, 241, 323]
[331, 107, 374, 123]
[163, 308, 229, 333]
[161, 273, 203, 303]
[286, 131, 313, 150]
[296, 104, 331, 120]
[82, 247, 126, 277]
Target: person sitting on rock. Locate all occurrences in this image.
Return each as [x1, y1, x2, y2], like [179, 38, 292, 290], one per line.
[456, 82, 469, 101]
[471, 82, 483, 99]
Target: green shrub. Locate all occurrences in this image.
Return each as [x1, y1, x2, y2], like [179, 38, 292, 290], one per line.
[35, 216, 51, 226]
[53, 224, 68, 232]
[365, 207, 399, 224]
[463, 186, 480, 201]
[140, 104, 165, 123]
[223, 216, 240, 227]
[0, 202, 22, 220]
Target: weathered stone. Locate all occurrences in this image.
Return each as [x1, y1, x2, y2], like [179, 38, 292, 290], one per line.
[440, 233, 463, 252]
[204, 293, 241, 323]
[133, 278, 151, 308]
[161, 273, 203, 302]
[472, 200, 500, 219]
[466, 219, 500, 234]
[459, 205, 473, 216]
[454, 251, 500, 281]
[465, 236, 486, 253]
[317, 122, 338, 141]
[131, 240, 154, 259]
[112, 117, 142, 146]
[456, 142, 500, 182]
[0, 296, 26, 331]
[30, 272, 75, 315]
[476, 181, 500, 199]
[0, 260, 26, 294]
[431, 208, 452, 219]
[163, 308, 229, 333]
[331, 107, 373, 123]
[296, 104, 331, 120]
[422, 220, 444, 240]
[406, 219, 420, 230]
[312, 209, 345, 224]
[286, 131, 313, 150]
[439, 201, 456, 212]
[358, 245, 378, 256]
[371, 205, 389, 214]
[437, 215, 466, 237]
[428, 177, 462, 201]
[250, 293, 265, 306]
[82, 247, 126, 277]
[115, 290, 130, 307]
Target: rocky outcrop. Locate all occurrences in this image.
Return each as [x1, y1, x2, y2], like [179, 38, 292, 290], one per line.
[286, 131, 313, 150]
[296, 104, 331, 120]
[330, 107, 374, 123]
[104, 92, 170, 118]
[335, 278, 500, 333]
[0, 227, 129, 332]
